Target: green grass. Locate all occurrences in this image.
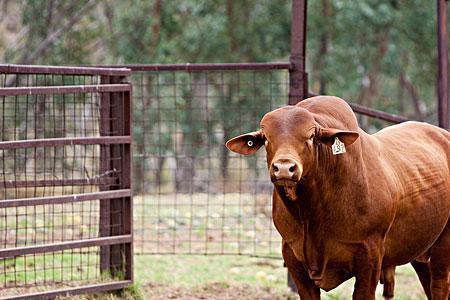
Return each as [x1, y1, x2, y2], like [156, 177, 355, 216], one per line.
[133, 255, 427, 299]
[134, 255, 286, 290]
[1, 245, 427, 299]
[0, 191, 429, 299]
[0, 249, 121, 299]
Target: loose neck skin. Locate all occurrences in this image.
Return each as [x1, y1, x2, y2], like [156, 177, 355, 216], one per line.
[292, 135, 370, 227]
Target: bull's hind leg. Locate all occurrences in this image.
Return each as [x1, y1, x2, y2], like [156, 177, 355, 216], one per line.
[282, 241, 320, 300]
[429, 223, 450, 300]
[411, 260, 432, 299]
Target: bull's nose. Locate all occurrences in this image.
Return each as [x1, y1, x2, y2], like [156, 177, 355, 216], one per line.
[270, 159, 300, 181]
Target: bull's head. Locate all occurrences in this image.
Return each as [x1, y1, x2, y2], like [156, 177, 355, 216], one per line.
[226, 106, 359, 200]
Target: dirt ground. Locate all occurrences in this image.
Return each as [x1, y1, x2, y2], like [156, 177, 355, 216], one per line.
[142, 282, 297, 300]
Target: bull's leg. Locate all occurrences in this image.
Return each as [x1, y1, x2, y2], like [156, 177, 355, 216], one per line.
[381, 266, 395, 300]
[411, 260, 432, 299]
[429, 224, 450, 300]
[282, 241, 320, 300]
[352, 239, 383, 300]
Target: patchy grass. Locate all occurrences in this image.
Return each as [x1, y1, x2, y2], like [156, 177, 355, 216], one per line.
[0, 249, 102, 285]
[132, 255, 427, 300]
[1, 252, 428, 299]
[1, 192, 428, 299]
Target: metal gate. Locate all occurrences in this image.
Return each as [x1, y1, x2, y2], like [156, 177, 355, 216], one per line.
[0, 65, 133, 299]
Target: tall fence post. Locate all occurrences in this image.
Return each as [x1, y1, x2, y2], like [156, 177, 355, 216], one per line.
[289, 0, 308, 105]
[437, 0, 449, 129]
[287, 0, 308, 293]
[99, 75, 133, 281]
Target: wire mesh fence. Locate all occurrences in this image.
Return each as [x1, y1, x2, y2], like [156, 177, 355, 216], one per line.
[130, 66, 290, 257]
[0, 65, 132, 299]
[0, 62, 413, 298]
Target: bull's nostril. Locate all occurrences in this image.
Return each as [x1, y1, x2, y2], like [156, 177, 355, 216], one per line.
[273, 165, 279, 172]
[289, 165, 296, 173]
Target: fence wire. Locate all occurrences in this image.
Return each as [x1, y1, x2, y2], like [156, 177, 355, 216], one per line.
[0, 68, 132, 298]
[131, 69, 289, 257]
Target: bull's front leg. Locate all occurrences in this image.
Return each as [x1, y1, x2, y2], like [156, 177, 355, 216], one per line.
[282, 241, 321, 299]
[380, 266, 395, 300]
[352, 239, 383, 300]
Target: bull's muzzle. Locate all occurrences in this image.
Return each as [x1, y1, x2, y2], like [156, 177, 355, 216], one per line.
[270, 158, 302, 183]
[270, 158, 302, 201]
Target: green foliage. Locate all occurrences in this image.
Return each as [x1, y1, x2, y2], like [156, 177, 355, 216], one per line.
[1, 0, 445, 123]
[0, 1, 447, 191]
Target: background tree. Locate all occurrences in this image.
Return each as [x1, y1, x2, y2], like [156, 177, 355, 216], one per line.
[0, 0, 447, 192]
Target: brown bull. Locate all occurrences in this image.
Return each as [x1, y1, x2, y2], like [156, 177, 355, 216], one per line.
[226, 96, 450, 299]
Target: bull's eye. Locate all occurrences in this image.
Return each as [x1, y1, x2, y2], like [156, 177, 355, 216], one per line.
[247, 140, 254, 147]
[310, 134, 315, 140]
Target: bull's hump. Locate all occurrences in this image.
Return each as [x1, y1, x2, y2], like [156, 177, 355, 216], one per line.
[298, 96, 359, 130]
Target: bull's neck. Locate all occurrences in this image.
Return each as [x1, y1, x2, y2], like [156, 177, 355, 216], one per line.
[298, 141, 368, 217]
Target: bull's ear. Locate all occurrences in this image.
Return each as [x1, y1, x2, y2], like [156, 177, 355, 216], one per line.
[318, 128, 359, 146]
[226, 131, 264, 155]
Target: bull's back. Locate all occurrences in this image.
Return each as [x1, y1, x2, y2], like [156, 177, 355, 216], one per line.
[373, 121, 450, 265]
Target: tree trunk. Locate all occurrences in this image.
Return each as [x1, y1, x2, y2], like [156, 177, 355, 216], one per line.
[150, 0, 162, 58]
[357, 33, 389, 129]
[175, 75, 207, 193]
[399, 72, 423, 121]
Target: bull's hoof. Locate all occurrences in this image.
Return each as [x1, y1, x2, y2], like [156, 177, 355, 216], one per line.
[384, 297, 393, 300]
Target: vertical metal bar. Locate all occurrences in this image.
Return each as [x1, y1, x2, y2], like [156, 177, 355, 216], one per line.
[287, 0, 307, 293]
[99, 75, 112, 274]
[109, 75, 125, 277]
[288, 0, 308, 105]
[122, 87, 133, 282]
[437, 0, 449, 129]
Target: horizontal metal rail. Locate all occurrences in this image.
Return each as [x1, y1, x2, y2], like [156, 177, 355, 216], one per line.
[0, 189, 131, 208]
[0, 64, 130, 76]
[0, 84, 131, 96]
[0, 136, 131, 149]
[0, 177, 116, 189]
[0, 235, 132, 258]
[307, 92, 409, 124]
[0, 280, 133, 300]
[99, 62, 291, 72]
[348, 102, 410, 123]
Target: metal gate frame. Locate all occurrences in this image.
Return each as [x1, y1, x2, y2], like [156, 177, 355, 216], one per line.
[0, 65, 133, 299]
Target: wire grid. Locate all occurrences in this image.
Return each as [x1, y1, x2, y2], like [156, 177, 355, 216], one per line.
[0, 246, 120, 298]
[132, 69, 289, 257]
[0, 72, 126, 294]
[0, 76, 119, 199]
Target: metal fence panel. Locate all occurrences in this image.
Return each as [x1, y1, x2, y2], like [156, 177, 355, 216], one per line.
[130, 67, 289, 257]
[0, 65, 132, 299]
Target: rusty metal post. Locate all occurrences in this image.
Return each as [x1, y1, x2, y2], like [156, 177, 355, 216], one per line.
[99, 75, 112, 274]
[286, 0, 308, 293]
[437, 0, 449, 129]
[289, 0, 308, 105]
[99, 75, 133, 281]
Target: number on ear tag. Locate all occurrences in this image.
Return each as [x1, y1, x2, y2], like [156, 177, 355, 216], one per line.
[332, 137, 346, 155]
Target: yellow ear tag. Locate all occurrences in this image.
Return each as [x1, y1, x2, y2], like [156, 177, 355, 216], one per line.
[332, 137, 346, 155]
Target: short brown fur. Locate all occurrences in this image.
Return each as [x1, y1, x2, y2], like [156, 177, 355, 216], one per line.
[226, 96, 450, 299]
